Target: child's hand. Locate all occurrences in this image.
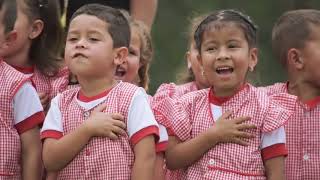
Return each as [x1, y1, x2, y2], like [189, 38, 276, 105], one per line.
[84, 103, 126, 139]
[206, 111, 256, 146]
[38, 92, 49, 109]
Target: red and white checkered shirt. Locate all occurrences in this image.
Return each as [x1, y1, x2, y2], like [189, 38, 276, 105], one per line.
[153, 82, 198, 180]
[0, 61, 44, 179]
[155, 84, 297, 180]
[13, 66, 70, 100]
[41, 82, 159, 179]
[262, 82, 320, 180]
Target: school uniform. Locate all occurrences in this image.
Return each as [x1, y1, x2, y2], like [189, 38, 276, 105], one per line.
[0, 60, 44, 179]
[262, 82, 320, 180]
[13, 66, 70, 100]
[153, 81, 198, 180]
[41, 81, 159, 179]
[155, 83, 297, 180]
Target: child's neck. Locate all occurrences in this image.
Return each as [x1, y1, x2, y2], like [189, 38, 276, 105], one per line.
[288, 80, 320, 101]
[212, 84, 244, 98]
[4, 46, 31, 67]
[78, 76, 117, 97]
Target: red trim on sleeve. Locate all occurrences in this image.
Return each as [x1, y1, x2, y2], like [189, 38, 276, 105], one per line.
[15, 111, 45, 134]
[261, 143, 287, 161]
[40, 130, 63, 140]
[130, 125, 159, 146]
[156, 141, 168, 153]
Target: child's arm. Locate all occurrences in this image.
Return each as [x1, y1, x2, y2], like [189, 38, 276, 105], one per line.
[261, 127, 287, 180]
[166, 112, 256, 170]
[13, 82, 45, 180]
[42, 103, 126, 171]
[265, 156, 285, 180]
[20, 127, 42, 180]
[131, 135, 156, 180]
[154, 153, 165, 180]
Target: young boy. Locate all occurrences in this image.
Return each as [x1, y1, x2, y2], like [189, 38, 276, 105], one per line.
[41, 4, 159, 180]
[0, 0, 44, 179]
[264, 9, 320, 179]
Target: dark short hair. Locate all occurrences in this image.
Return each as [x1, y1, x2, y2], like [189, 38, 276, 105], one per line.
[194, 9, 258, 52]
[0, 0, 17, 33]
[70, 3, 130, 48]
[272, 9, 320, 67]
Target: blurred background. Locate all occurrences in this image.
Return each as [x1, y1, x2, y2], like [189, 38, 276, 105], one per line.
[149, 0, 320, 93]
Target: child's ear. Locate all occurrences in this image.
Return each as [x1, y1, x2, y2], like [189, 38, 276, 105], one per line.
[2, 30, 17, 49]
[29, 19, 44, 39]
[114, 47, 128, 65]
[287, 48, 303, 70]
[248, 48, 258, 70]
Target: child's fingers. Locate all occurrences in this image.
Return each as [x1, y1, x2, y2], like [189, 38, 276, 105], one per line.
[235, 131, 254, 139]
[107, 132, 119, 140]
[237, 123, 256, 131]
[38, 92, 47, 98]
[110, 113, 125, 121]
[93, 103, 108, 113]
[234, 116, 251, 124]
[111, 120, 126, 129]
[111, 126, 126, 136]
[219, 111, 232, 119]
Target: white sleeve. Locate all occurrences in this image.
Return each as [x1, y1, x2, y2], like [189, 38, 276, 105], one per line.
[40, 94, 63, 139]
[127, 88, 159, 145]
[13, 82, 43, 125]
[261, 126, 286, 149]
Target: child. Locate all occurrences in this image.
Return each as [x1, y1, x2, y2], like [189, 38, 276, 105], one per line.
[155, 10, 297, 179]
[0, 0, 65, 110]
[41, 4, 159, 180]
[0, 0, 44, 179]
[155, 15, 210, 101]
[114, 13, 168, 179]
[262, 9, 320, 180]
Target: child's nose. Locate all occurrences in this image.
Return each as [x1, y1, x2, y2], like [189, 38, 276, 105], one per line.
[75, 39, 87, 49]
[216, 48, 230, 61]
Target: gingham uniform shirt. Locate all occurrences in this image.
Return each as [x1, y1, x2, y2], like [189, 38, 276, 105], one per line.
[0, 61, 44, 179]
[155, 84, 297, 180]
[262, 82, 320, 180]
[14, 66, 70, 100]
[41, 82, 159, 180]
[153, 82, 198, 180]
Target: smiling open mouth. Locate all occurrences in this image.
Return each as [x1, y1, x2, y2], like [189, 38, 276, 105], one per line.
[216, 67, 234, 74]
[115, 66, 126, 77]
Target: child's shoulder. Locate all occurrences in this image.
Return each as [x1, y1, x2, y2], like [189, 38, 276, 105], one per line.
[180, 88, 209, 104]
[257, 82, 288, 96]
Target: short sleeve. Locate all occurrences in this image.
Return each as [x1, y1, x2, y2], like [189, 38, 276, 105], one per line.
[127, 88, 159, 146]
[13, 82, 45, 134]
[262, 93, 297, 132]
[40, 94, 63, 139]
[153, 94, 192, 142]
[156, 124, 169, 152]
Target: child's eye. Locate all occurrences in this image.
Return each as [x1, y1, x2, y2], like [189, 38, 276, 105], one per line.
[129, 50, 137, 56]
[206, 47, 217, 51]
[67, 37, 78, 42]
[89, 37, 99, 41]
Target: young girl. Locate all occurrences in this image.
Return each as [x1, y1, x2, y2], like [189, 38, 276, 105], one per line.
[114, 13, 168, 179]
[41, 4, 158, 179]
[0, 0, 44, 179]
[0, 0, 65, 110]
[155, 15, 209, 101]
[155, 10, 297, 179]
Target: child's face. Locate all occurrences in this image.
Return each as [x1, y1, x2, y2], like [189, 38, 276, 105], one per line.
[299, 24, 320, 87]
[65, 14, 116, 78]
[0, 9, 6, 46]
[186, 41, 209, 89]
[1, 1, 38, 59]
[114, 27, 141, 84]
[198, 22, 257, 93]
